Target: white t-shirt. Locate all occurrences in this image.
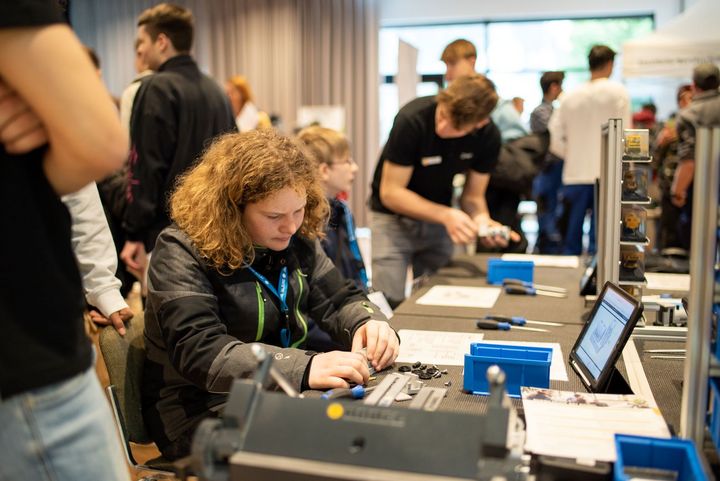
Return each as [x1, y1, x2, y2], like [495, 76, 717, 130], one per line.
[548, 78, 631, 185]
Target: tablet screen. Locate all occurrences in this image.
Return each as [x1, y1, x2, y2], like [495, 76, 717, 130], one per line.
[570, 282, 642, 391]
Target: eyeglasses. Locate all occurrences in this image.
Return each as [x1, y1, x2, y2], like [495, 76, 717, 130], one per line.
[331, 157, 355, 167]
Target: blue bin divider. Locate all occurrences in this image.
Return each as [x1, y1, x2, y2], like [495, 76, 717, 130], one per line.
[614, 434, 707, 481]
[463, 342, 552, 398]
[486, 258, 534, 285]
[710, 378, 720, 457]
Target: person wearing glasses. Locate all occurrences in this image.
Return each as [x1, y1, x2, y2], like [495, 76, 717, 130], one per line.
[142, 129, 398, 460]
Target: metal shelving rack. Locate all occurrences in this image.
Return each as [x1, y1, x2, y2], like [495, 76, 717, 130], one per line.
[681, 126, 720, 446]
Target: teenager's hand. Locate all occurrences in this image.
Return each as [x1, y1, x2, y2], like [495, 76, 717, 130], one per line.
[351, 320, 400, 371]
[0, 80, 48, 154]
[308, 351, 370, 389]
[442, 208, 478, 244]
[89, 307, 134, 336]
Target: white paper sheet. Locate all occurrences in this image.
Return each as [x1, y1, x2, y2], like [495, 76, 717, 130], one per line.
[645, 272, 690, 292]
[501, 254, 579, 268]
[522, 387, 670, 462]
[415, 285, 501, 309]
[478, 340, 568, 381]
[396, 329, 485, 366]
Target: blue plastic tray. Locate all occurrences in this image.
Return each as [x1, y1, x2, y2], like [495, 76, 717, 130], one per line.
[463, 343, 552, 398]
[614, 434, 707, 481]
[486, 258, 534, 285]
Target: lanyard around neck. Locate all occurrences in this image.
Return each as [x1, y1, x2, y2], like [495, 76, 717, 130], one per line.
[245, 265, 289, 314]
[339, 201, 369, 289]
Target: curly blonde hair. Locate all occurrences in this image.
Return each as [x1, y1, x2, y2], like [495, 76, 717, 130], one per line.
[170, 130, 329, 271]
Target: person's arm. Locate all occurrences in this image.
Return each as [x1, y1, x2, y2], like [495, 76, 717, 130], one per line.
[0, 24, 127, 194]
[672, 114, 696, 207]
[61, 183, 132, 335]
[379, 161, 478, 244]
[304, 239, 399, 371]
[460, 170, 520, 246]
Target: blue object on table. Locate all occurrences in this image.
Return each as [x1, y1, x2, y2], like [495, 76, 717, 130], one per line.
[487, 258, 534, 285]
[321, 385, 368, 400]
[710, 378, 720, 457]
[614, 434, 707, 481]
[463, 342, 552, 398]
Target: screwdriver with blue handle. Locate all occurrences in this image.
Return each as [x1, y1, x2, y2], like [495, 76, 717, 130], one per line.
[321, 385, 376, 400]
[502, 278, 568, 295]
[504, 285, 567, 298]
[482, 315, 563, 327]
[475, 318, 548, 332]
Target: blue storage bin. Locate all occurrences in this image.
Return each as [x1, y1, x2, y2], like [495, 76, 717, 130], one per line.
[463, 343, 552, 398]
[614, 434, 707, 481]
[486, 258, 534, 285]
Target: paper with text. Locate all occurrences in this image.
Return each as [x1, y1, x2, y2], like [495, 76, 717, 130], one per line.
[522, 387, 670, 462]
[415, 285, 500, 308]
[396, 329, 485, 366]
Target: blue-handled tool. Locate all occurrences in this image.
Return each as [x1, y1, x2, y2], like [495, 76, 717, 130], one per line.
[504, 285, 567, 298]
[483, 315, 563, 327]
[321, 385, 376, 400]
[502, 278, 568, 294]
[475, 319, 548, 332]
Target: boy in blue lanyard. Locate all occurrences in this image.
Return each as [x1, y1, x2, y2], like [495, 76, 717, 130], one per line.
[142, 129, 399, 460]
[298, 126, 369, 291]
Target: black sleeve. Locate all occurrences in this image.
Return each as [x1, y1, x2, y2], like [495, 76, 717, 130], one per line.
[676, 113, 696, 162]
[470, 122, 502, 174]
[0, 0, 64, 28]
[382, 108, 424, 167]
[123, 78, 178, 239]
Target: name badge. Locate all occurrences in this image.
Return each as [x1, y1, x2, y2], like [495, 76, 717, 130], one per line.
[421, 155, 442, 166]
[460, 152, 473, 160]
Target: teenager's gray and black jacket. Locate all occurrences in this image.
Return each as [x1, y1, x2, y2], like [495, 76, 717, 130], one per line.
[141, 225, 388, 449]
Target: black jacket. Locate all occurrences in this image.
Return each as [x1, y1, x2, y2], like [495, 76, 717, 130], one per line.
[123, 55, 236, 250]
[142, 225, 389, 449]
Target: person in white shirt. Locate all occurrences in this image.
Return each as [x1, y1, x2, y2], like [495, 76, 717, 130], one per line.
[548, 45, 631, 255]
[62, 183, 133, 335]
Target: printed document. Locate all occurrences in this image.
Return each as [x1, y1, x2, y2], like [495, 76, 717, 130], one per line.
[415, 285, 501, 308]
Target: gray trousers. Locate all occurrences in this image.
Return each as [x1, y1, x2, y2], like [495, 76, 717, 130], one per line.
[370, 211, 454, 307]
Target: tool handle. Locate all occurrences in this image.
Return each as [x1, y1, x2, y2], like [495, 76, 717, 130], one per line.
[504, 286, 535, 296]
[485, 315, 526, 326]
[476, 319, 510, 330]
[503, 278, 531, 288]
[321, 385, 367, 400]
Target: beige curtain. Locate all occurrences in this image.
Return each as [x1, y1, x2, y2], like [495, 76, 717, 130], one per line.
[70, 0, 378, 225]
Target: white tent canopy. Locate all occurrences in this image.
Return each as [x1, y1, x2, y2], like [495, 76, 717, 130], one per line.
[623, 0, 720, 78]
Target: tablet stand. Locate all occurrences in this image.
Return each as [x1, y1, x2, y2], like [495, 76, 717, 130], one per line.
[600, 365, 633, 395]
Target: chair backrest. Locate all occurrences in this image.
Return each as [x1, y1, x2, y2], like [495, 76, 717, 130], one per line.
[99, 313, 152, 445]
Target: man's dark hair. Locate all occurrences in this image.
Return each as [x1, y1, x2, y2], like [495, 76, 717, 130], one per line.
[137, 3, 194, 53]
[539, 71, 564, 94]
[588, 45, 616, 71]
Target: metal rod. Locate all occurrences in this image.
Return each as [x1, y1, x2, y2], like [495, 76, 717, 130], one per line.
[680, 127, 720, 442]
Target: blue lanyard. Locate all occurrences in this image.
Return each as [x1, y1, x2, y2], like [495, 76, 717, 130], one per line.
[245, 265, 292, 347]
[339, 201, 369, 289]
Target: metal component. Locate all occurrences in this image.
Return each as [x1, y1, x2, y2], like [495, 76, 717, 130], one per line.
[644, 349, 686, 354]
[681, 126, 720, 443]
[598, 119, 624, 287]
[363, 373, 409, 407]
[650, 355, 686, 360]
[408, 387, 447, 411]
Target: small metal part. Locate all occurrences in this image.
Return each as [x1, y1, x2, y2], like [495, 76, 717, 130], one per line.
[418, 371, 433, 380]
[363, 373, 409, 407]
[398, 365, 411, 372]
[426, 367, 438, 375]
[419, 364, 427, 370]
[409, 387, 447, 411]
[441, 369, 448, 375]
[444, 381, 452, 387]
[412, 361, 421, 369]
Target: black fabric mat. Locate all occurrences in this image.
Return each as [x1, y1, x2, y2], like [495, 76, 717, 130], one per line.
[394, 254, 590, 325]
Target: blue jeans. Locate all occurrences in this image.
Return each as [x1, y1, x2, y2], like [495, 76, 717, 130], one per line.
[0, 367, 129, 481]
[371, 211, 454, 307]
[561, 184, 595, 255]
[532, 160, 564, 253]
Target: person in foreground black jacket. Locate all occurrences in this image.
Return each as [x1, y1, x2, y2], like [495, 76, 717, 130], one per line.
[142, 130, 399, 460]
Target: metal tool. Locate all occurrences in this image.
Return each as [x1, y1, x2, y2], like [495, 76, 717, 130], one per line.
[408, 387, 447, 411]
[650, 355, 686, 360]
[644, 349, 686, 354]
[476, 319, 548, 333]
[363, 373, 409, 406]
[504, 285, 567, 298]
[321, 385, 376, 400]
[502, 278, 568, 294]
[483, 314, 563, 327]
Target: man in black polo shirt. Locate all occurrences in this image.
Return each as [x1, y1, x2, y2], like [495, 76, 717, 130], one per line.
[0, 1, 129, 479]
[370, 75, 512, 307]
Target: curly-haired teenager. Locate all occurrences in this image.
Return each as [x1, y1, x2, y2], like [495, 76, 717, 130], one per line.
[142, 129, 399, 460]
